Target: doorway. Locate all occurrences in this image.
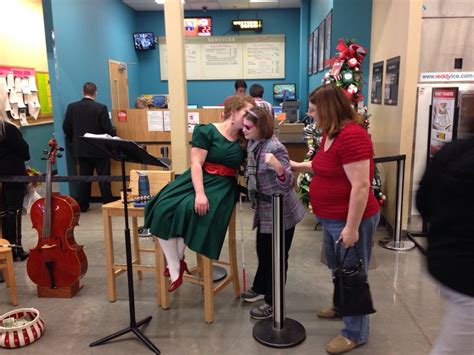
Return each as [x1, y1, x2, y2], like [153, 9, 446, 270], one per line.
[108, 60, 129, 109]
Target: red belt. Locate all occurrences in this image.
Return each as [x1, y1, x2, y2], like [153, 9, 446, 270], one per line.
[203, 162, 237, 177]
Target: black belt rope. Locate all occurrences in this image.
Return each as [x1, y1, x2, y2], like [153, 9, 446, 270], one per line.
[0, 175, 129, 183]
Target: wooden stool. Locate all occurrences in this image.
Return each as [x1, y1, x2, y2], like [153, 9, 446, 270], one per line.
[129, 169, 175, 281]
[154, 207, 240, 323]
[0, 238, 18, 306]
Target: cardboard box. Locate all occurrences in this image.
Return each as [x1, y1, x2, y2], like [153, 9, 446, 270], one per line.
[276, 123, 304, 142]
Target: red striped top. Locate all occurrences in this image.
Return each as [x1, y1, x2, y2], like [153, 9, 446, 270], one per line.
[309, 122, 379, 220]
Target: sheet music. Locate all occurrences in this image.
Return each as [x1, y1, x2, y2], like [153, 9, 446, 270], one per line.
[147, 110, 164, 131]
[163, 111, 171, 131]
[29, 76, 38, 91]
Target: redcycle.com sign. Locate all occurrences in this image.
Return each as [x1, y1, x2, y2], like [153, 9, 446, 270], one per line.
[420, 71, 474, 82]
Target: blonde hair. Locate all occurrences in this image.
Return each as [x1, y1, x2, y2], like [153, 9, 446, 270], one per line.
[223, 95, 255, 120]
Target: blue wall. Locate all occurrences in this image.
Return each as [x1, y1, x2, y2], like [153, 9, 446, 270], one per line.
[20, 123, 54, 170]
[308, 0, 372, 101]
[135, 9, 301, 107]
[44, 0, 139, 194]
[308, 0, 334, 91]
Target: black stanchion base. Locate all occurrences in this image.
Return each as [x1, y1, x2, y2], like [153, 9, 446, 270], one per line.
[90, 316, 160, 354]
[253, 318, 306, 348]
[213, 265, 227, 282]
[406, 232, 428, 255]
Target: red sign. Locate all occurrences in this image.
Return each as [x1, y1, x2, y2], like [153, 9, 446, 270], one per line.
[0, 65, 35, 77]
[118, 110, 128, 122]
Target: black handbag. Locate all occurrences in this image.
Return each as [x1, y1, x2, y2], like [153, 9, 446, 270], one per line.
[333, 245, 376, 317]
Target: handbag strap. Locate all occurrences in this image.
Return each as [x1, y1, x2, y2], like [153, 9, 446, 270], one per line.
[336, 242, 363, 268]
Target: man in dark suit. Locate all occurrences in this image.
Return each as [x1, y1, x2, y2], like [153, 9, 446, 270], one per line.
[63, 82, 115, 212]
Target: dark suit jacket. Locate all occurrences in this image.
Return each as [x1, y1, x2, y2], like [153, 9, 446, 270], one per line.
[416, 137, 474, 297]
[0, 121, 30, 175]
[63, 98, 116, 158]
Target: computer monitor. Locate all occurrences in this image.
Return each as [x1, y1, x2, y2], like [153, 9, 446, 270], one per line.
[133, 32, 156, 50]
[282, 100, 300, 123]
[273, 83, 296, 100]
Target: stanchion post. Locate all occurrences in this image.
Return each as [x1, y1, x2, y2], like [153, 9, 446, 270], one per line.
[253, 194, 306, 348]
[383, 155, 415, 251]
[272, 194, 285, 330]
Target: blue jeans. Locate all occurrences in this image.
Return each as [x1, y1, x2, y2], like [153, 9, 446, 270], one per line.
[317, 213, 380, 344]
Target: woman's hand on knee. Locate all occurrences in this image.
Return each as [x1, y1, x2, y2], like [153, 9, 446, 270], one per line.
[194, 193, 209, 216]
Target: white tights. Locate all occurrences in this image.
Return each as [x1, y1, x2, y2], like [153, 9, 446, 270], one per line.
[158, 237, 186, 282]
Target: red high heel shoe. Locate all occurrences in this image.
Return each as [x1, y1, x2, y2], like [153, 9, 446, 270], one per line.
[168, 260, 190, 292]
[164, 259, 190, 277]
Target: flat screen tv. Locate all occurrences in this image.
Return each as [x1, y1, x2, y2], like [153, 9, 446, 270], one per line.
[184, 17, 212, 37]
[273, 83, 296, 100]
[133, 32, 156, 50]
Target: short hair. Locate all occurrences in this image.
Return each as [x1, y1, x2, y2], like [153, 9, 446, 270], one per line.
[234, 80, 247, 91]
[83, 82, 97, 96]
[308, 84, 363, 138]
[249, 84, 264, 98]
[244, 106, 274, 139]
[223, 95, 255, 120]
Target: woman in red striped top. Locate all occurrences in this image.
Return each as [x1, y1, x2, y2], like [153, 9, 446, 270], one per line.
[292, 84, 379, 354]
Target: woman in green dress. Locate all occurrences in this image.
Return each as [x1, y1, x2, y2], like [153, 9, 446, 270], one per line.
[144, 95, 255, 292]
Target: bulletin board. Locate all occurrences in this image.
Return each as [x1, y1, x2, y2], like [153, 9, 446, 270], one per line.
[159, 35, 285, 80]
[0, 65, 53, 126]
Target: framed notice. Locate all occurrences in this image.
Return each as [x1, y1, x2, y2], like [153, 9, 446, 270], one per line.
[159, 35, 285, 80]
[371, 61, 384, 104]
[324, 11, 332, 69]
[429, 87, 459, 157]
[384, 56, 400, 105]
[308, 32, 313, 75]
[312, 28, 318, 74]
[318, 21, 325, 72]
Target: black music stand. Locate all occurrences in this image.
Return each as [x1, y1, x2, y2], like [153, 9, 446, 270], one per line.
[81, 136, 170, 354]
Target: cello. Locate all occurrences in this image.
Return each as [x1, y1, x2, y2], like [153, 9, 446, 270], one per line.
[27, 138, 87, 294]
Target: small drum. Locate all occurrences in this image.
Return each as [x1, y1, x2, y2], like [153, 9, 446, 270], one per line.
[0, 308, 45, 348]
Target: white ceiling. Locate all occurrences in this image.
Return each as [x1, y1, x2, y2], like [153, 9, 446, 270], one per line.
[122, 0, 301, 11]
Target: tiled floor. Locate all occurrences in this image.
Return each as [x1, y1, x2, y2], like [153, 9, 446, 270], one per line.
[1, 202, 443, 354]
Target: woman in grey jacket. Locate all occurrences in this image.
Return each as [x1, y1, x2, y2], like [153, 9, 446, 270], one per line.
[241, 106, 306, 319]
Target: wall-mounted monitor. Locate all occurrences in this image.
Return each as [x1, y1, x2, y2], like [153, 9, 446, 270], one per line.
[273, 83, 296, 100]
[184, 17, 212, 37]
[133, 32, 156, 50]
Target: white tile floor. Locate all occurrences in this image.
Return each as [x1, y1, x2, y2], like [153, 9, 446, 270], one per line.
[1, 202, 444, 354]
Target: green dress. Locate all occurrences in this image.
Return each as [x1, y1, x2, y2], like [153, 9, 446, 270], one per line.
[144, 124, 245, 260]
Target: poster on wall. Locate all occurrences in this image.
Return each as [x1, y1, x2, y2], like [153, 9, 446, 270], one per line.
[318, 21, 325, 72]
[308, 32, 313, 75]
[371, 61, 384, 104]
[429, 87, 459, 157]
[312, 28, 319, 74]
[384, 56, 400, 105]
[35, 72, 52, 116]
[324, 11, 332, 68]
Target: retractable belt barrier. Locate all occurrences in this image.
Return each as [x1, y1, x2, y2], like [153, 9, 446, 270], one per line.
[0, 175, 128, 183]
[373, 155, 415, 252]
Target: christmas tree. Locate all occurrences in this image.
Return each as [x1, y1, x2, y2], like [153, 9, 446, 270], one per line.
[296, 38, 387, 209]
